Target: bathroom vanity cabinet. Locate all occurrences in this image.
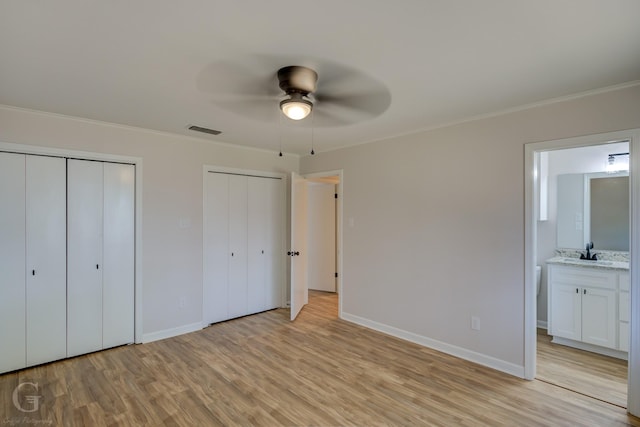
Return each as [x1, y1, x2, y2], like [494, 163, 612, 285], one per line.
[547, 260, 629, 359]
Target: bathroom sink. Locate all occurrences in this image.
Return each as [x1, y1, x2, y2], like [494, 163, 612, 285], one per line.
[562, 258, 613, 266]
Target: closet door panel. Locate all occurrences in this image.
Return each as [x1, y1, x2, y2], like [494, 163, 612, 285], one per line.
[0, 153, 27, 372]
[204, 173, 230, 324]
[103, 163, 135, 348]
[67, 159, 104, 357]
[25, 155, 67, 366]
[266, 178, 284, 310]
[248, 177, 267, 314]
[228, 175, 248, 318]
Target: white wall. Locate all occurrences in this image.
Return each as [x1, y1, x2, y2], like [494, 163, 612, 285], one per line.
[0, 105, 298, 340]
[300, 84, 640, 373]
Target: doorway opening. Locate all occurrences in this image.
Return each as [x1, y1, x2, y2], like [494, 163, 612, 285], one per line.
[534, 142, 629, 407]
[525, 129, 640, 415]
[289, 170, 343, 321]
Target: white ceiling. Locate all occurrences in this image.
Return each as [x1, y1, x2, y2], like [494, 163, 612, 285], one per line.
[1, 1, 639, 155]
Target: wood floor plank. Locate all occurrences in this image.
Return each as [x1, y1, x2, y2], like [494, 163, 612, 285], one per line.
[537, 327, 628, 407]
[1, 291, 639, 426]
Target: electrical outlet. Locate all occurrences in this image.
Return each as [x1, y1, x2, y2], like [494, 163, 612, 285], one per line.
[471, 316, 480, 331]
[179, 297, 187, 309]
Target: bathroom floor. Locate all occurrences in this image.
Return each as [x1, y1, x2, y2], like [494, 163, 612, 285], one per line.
[536, 328, 628, 408]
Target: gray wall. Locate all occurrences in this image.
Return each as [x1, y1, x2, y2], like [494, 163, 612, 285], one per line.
[301, 84, 640, 370]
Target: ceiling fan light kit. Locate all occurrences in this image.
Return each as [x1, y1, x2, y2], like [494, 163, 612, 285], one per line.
[280, 93, 313, 120]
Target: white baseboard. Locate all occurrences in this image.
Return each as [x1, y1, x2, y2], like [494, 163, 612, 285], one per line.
[341, 312, 525, 378]
[142, 322, 203, 344]
[536, 320, 548, 330]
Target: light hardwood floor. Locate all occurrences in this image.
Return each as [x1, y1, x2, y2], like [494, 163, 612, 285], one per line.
[1, 291, 639, 426]
[537, 328, 628, 408]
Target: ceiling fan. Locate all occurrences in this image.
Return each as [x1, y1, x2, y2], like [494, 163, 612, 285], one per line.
[200, 57, 391, 128]
[277, 66, 317, 121]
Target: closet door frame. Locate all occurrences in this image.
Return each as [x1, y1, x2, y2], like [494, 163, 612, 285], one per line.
[202, 165, 287, 327]
[0, 141, 143, 344]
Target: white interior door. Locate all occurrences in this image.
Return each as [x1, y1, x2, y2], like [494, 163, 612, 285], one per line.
[0, 152, 27, 372]
[290, 172, 308, 320]
[67, 159, 104, 357]
[102, 162, 135, 349]
[308, 182, 337, 292]
[26, 155, 67, 366]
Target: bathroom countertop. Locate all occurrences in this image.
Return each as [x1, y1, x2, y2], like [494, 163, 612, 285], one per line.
[546, 256, 629, 271]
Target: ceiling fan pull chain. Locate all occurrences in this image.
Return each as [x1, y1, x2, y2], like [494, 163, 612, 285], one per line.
[310, 109, 315, 155]
[279, 107, 283, 157]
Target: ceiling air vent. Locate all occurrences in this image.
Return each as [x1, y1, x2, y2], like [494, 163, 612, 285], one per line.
[188, 125, 222, 136]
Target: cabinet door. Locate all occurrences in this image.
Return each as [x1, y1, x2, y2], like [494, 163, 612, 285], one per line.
[550, 283, 581, 341]
[67, 159, 104, 357]
[103, 163, 135, 348]
[582, 287, 617, 349]
[247, 177, 267, 314]
[0, 152, 27, 373]
[204, 172, 230, 324]
[25, 155, 67, 366]
[228, 175, 248, 319]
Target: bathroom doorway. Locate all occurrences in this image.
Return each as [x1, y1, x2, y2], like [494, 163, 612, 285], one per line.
[524, 129, 640, 415]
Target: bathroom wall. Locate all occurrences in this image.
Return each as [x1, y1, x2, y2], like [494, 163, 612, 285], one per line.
[536, 141, 629, 325]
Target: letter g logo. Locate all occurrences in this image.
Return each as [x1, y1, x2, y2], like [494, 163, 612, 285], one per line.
[12, 382, 42, 413]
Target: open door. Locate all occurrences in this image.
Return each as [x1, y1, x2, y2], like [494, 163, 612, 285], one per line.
[290, 172, 308, 320]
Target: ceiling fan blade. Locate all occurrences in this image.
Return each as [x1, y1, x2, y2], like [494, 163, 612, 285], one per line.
[315, 91, 391, 118]
[197, 61, 281, 97]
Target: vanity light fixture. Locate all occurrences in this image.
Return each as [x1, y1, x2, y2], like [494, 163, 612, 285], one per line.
[606, 152, 629, 173]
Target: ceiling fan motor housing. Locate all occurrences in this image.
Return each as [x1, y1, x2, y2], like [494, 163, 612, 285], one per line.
[277, 66, 318, 95]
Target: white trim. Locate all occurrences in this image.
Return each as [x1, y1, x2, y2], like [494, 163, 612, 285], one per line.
[524, 128, 640, 416]
[142, 322, 202, 344]
[342, 312, 524, 378]
[0, 141, 144, 345]
[536, 320, 548, 330]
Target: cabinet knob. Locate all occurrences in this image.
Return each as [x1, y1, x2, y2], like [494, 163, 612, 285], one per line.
[576, 288, 579, 293]
[584, 289, 587, 295]
[32, 269, 35, 276]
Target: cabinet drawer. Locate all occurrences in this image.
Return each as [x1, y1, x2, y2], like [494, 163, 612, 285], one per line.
[549, 266, 617, 290]
[619, 272, 630, 291]
[619, 291, 630, 322]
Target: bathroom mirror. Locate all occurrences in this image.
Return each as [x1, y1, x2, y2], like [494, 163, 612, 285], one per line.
[557, 172, 629, 251]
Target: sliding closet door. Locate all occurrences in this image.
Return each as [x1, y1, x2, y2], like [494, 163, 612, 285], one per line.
[265, 178, 284, 309]
[0, 153, 26, 372]
[103, 163, 135, 348]
[67, 159, 104, 357]
[228, 175, 248, 319]
[204, 172, 230, 324]
[247, 176, 267, 314]
[25, 155, 67, 366]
